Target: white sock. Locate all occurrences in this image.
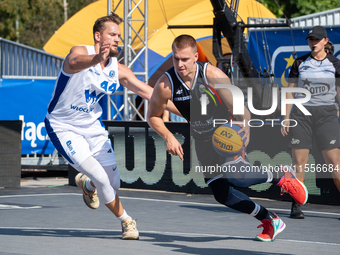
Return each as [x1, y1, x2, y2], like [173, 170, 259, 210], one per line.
[118, 210, 130, 222]
[85, 178, 95, 192]
[250, 203, 261, 217]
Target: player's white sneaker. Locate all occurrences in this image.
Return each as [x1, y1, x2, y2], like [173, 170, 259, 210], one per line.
[75, 173, 99, 209]
[121, 218, 139, 240]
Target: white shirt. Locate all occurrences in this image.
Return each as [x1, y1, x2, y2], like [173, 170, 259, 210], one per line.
[45, 45, 120, 135]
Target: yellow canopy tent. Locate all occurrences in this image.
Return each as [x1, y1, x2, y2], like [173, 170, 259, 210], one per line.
[43, 0, 275, 79]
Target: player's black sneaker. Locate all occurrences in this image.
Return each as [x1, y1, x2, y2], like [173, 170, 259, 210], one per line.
[290, 200, 305, 219]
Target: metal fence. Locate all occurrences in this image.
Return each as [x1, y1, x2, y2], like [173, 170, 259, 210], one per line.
[0, 38, 66, 169]
[290, 7, 340, 28]
[0, 37, 63, 79]
[248, 7, 340, 29]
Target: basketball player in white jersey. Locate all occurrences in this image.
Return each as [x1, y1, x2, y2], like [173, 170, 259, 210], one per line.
[44, 12, 179, 240]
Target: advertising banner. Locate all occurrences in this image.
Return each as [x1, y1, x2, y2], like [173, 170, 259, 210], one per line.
[99, 121, 339, 205]
[248, 27, 340, 87]
[0, 79, 56, 155]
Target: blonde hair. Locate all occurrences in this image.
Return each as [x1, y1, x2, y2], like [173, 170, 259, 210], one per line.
[172, 34, 197, 52]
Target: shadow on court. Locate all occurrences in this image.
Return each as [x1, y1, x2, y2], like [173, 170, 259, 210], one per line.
[0, 178, 339, 255]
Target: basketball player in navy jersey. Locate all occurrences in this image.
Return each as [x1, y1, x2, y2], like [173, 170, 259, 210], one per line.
[282, 25, 340, 219]
[45, 12, 179, 240]
[147, 34, 308, 241]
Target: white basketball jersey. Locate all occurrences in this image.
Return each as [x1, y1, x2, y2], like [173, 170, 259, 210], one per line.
[45, 45, 120, 134]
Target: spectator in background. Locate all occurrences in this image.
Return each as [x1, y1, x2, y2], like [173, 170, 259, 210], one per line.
[282, 26, 340, 219]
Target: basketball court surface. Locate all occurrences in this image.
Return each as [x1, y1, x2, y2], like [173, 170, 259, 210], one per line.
[1, 177, 339, 255]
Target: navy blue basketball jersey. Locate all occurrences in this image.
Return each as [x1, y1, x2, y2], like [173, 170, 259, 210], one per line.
[165, 62, 233, 140]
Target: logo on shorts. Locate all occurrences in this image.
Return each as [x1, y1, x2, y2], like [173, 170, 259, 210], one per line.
[66, 140, 76, 155]
[107, 149, 112, 153]
[66, 140, 73, 151]
[291, 138, 300, 144]
[330, 140, 336, 144]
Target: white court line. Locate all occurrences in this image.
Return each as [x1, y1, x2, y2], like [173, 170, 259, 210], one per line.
[0, 226, 339, 246]
[0, 204, 42, 210]
[0, 193, 81, 198]
[1, 193, 340, 216]
[119, 196, 340, 217]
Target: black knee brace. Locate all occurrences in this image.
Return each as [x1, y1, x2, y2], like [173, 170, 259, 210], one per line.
[209, 178, 231, 204]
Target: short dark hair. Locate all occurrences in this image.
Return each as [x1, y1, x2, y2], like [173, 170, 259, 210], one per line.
[93, 12, 123, 36]
[172, 34, 197, 52]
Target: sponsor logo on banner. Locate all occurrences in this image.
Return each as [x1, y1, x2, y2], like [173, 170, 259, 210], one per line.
[19, 115, 49, 149]
[271, 45, 310, 87]
[271, 45, 340, 87]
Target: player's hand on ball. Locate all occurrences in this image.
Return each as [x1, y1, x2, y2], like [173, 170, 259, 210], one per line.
[238, 124, 250, 147]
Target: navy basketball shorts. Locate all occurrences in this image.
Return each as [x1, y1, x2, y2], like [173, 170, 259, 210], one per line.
[289, 104, 340, 151]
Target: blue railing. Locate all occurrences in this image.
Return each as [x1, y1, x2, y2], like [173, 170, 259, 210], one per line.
[0, 38, 63, 79]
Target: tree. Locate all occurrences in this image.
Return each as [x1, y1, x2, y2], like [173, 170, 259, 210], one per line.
[258, 0, 340, 19]
[293, 0, 340, 18]
[0, 0, 97, 49]
[19, 0, 64, 49]
[0, 1, 30, 42]
[2, 0, 340, 49]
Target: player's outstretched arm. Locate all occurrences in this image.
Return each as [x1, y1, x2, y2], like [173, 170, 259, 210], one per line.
[118, 63, 153, 99]
[147, 75, 184, 161]
[63, 42, 112, 74]
[118, 63, 182, 116]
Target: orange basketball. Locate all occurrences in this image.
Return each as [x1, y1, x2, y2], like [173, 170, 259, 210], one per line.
[212, 124, 244, 156]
